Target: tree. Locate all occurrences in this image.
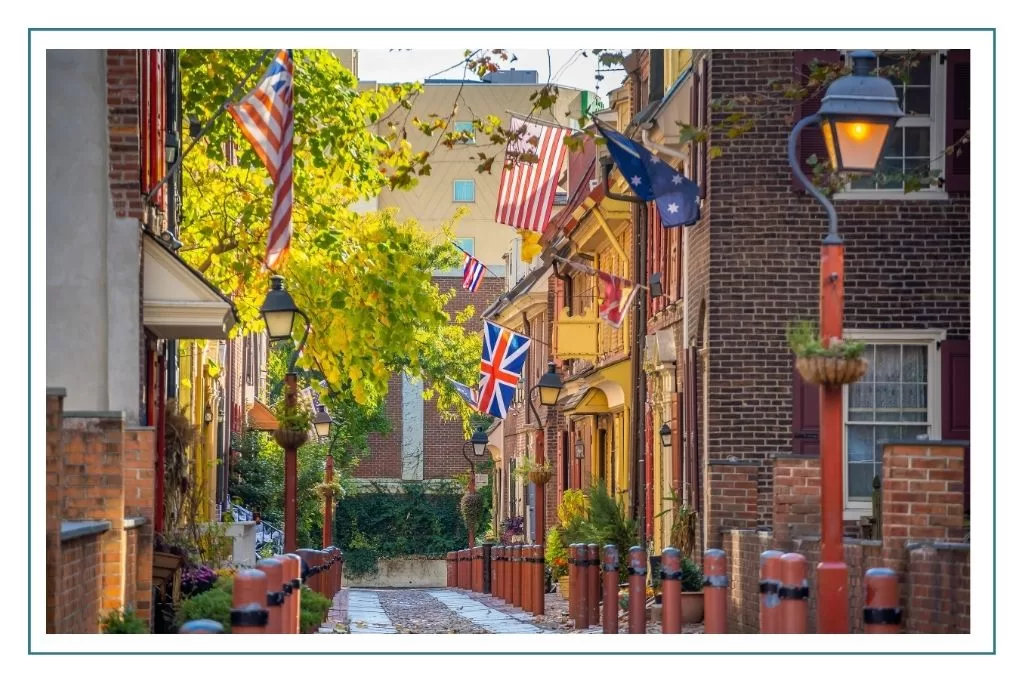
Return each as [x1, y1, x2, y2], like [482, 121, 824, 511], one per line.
[180, 49, 480, 424]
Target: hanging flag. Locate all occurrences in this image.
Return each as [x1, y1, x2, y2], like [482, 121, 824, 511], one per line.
[597, 271, 639, 329]
[495, 116, 570, 232]
[227, 49, 295, 269]
[595, 122, 700, 228]
[447, 377, 479, 409]
[517, 228, 542, 263]
[477, 321, 531, 419]
[462, 254, 485, 292]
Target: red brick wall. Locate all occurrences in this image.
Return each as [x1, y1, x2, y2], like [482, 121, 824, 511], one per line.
[106, 49, 144, 221]
[46, 391, 65, 633]
[705, 461, 758, 547]
[356, 374, 403, 479]
[906, 542, 970, 633]
[57, 534, 105, 634]
[123, 428, 155, 624]
[772, 456, 821, 543]
[695, 50, 971, 528]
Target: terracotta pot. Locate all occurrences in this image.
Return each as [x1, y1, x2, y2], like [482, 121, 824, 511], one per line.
[680, 591, 705, 624]
[529, 470, 552, 486]
[795, 356, 869, 386]
[274, 428, 309, 449]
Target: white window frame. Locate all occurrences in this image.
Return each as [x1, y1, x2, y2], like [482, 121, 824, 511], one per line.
[453, 179, 476, 203]
[453, 120, 476, 144]
[833, 50, 948, 202]
[841, 328, 946, 519]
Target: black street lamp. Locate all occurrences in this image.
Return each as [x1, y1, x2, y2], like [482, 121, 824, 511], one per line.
[260, 275, 310, 370]
[659, 423, 672, 449]
[787, 49, 903, 634]
[312, 409, 332, 440]
[535, 361, 565, 409]
[462, 425, 490, 548]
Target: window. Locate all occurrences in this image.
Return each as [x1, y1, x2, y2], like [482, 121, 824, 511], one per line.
[844, 51, 945, 195]
[454, 237, 474, 256]
[453, 121, 475, 144]
[843, 330, 943, 509]
[453, 179, 476, 203]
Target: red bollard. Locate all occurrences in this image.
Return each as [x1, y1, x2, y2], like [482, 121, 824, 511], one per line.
[461, 549, 471, 589]
[779, 553, 809, 634]
[493, 546, 503, 600]
[568, 544, 580, 627]
[511, 545, 523, 608]
[472, 546, 482, 593]
[759, 550, 784, 634]
[524, 546, 536, 614]
[504, 545, 513, 603]
[256, 558, 285, 634]
[534, 545, 546, 617]
[578, 543, 591, 628]
[703, 549, 728, 634]
[587, 544, 600, 624]
[602, 545, 619, 634]
[628, 546, 647, 634]
[280, 554, 301, 634]
[864, 568, 902, 634]
[660, 547, 682, 634]
[446, 551, 456, 587]
[231, 569, 269, 634]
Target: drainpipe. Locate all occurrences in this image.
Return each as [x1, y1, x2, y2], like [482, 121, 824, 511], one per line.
[603, 158, 648, 548]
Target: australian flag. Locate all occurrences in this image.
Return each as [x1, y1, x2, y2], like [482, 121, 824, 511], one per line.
[596, 122, 700, 227]
[476, 321, 531, 419]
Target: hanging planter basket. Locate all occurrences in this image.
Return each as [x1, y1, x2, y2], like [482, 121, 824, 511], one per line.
[274, 428, 309, 450]
[528, 470, 553, 486]
[795, 356, 869, 387]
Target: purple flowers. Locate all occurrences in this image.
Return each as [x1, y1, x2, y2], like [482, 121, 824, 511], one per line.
[181, 565, 217, 597]
[500, 516, 525, 544]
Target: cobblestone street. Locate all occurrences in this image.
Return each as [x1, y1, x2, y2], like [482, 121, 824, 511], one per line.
[320, 588, 704, 634]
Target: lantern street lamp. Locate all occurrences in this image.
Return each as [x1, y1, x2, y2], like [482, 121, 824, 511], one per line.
[259, 275, 312, 553]
[787, 49, 903, 634]
[659, 423, 672, 449]
[536, 361, 565, 408]
[524, 360, 563, 553]
[313, 408, 340, 548]
[462, 425, 490, 547]
[312, 409, 332, 440]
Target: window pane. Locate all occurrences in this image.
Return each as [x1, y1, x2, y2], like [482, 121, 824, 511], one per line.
[909, 54, 932, 86]
[875, 425, 904, 461]
[848, 462, 876, 499]
[876, 382, 900, 410]
[883, 128, 903, 158]
[878, 157, 903, 189]
[905, 87, 931, 116]
[453, 180, 475, 202]
[875, 346, 902, 381]
[904, 127, 931, 157]
[902, 383, 927, 410]
[848, 425, 874, 462]
[849, 382, 873, 410]
[900, 425, 930, 441]
[903, 345, 926, 381]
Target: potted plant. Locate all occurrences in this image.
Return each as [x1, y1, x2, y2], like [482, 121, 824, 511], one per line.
[313, 480, 344, 500]
[679, 556, 705, 624]
[514, 458, 554, 487]
[544, 527, 570, 596]
[273, 400, 312, 449]
[787, 320, 868, 386]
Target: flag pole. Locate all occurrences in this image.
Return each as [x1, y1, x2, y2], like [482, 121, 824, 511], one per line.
[504, 109, 583, 133]
[480, 318, 553, 348]
[449, 239, 504, 280]
[145, 49, 274, 204]
[552, 255, 650, 291]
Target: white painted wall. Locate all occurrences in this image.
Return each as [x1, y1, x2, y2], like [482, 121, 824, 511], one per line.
[401, 373, 424, 480]
[46, 50, 140, 422]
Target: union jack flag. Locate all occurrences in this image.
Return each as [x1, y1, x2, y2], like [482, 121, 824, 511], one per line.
[228, 49, 294, 270]
[462, 254, 485, 292]
[476, 321, 531, 419]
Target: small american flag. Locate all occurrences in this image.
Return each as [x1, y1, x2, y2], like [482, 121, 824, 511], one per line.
[227, 50, 295, 270]
[462, 254, 485, 292]
[494, 116, 569, 232]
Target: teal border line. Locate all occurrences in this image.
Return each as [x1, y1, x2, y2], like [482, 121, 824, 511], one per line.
[28, 28, 995, 656]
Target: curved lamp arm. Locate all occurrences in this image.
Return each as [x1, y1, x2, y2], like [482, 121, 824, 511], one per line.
[788, 114, 840, 244]
[287, 310, 311, 374]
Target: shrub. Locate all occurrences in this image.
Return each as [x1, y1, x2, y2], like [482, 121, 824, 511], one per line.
[101, 609, 149, 634]
[680, 556, 703, 593]
[174, 584, 233, 632]
[300, 585, 332, 633]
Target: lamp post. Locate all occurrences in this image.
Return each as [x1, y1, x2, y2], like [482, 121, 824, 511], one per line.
[260, 275, 311, 553]
[787, 50, 903, 633]
[659, 423, 672, 450]
[463, 425, 490, 547]
[313, 409, 336, 548]
[526, 362, 564, 543]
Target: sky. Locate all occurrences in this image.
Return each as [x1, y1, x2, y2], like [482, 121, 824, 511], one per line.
[356, 49, 629, 95]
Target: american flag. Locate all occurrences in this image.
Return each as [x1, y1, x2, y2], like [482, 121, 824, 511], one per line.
[462, 254, 485, 292]
[494, 116, 569, 232]
[476, 321, 531, 419]
[227, 49, 295, 270]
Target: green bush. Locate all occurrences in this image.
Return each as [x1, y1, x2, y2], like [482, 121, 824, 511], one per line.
[101, 609, 149, 633]
[300, 585, 332, 633]
[680, 556, 704, 593]
[174, 585, 233, 633]
[581, 482, 638, 584]
[335, 481, 477, 577]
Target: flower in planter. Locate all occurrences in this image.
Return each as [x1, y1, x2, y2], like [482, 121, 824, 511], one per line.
[181, 565, 218, 597]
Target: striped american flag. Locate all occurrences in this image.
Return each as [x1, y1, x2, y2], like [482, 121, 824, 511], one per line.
[462, 254, 485, 292]
[494, 116, 569, 232]
[227, 50, 295, 270]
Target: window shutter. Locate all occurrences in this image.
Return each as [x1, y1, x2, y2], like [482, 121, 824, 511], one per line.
[792, 365, 820, 455]
[941, 339, 970, 512]
[944, 50, 971, 194]
[791, 50, 842, 191]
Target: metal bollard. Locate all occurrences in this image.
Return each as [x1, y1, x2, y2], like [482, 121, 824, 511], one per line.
[446, 551, 457, 588]
[587, 544, 600, 624]
[778, 553, 809, 634]
[628, 546, 647, 634]
[256, 558, 285, 634]
[179, 619, 224, 633]
[483, 542, 494, 595]
[863, 568, 901, 634]
[660, 547, 682, 634]
[602, 545, 619, 634]
[231, 569, 269, 634]
[759, 550, 784, 634]
[534, 544, 546, 617]
[703, 549, 728, 634]
[285, 553, 304, 634]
